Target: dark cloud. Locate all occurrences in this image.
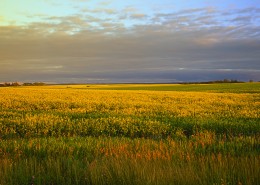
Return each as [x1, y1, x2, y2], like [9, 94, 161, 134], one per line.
[0, 7, 260, 83]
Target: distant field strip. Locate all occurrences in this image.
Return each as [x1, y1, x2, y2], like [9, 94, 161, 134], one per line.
[43, 82, 260, 93]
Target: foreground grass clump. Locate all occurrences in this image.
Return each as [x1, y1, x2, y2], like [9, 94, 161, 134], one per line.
[0, 83, 259, 184]
[0, 136, 259, 185]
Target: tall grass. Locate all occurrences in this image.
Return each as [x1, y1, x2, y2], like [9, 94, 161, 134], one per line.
[0, 136, 259, 185]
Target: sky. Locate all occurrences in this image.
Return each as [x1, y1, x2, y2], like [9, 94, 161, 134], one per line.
[0, 0, 260, 83]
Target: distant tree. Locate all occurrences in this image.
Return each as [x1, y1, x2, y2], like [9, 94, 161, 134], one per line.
[22, 82, 46, 86]
[249, 79, 254, 83]
[230, 79, 238, 83]
[223, 79, 230, 83]
[33, 82, 46, 86]
[23, 83, 33, 86]
[12, 82, 20, 86]
[4, 82, 11, 86]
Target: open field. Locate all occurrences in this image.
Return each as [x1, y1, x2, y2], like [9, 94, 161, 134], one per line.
[0, 83, 259, 184]
[22, 82, 260, 93]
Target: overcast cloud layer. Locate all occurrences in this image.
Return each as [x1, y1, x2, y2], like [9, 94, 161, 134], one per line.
[0, 0, 259, 83]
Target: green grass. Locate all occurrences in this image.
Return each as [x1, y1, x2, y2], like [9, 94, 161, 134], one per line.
[13, 82, 260, 93]
[77, 82, 260, 93]
[0, 136, 259, 185]
[1, 110, 259, 139]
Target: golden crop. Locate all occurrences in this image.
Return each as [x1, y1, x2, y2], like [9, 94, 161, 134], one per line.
[0, 87, 259, 117]
[0, 86, 259, 139]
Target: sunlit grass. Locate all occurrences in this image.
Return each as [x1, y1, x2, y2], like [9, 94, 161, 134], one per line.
[9, 82, 260, 93]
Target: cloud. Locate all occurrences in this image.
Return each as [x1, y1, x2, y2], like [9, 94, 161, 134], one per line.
[0, 7, 260, 82]
[81, 7, 116, 14]
[130, 13, 147, 19]
[99, 0, 113, 6]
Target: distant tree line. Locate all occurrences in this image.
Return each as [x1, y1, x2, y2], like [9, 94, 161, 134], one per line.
[0, 82, 46, 87]
[179, 79, 255, 84]
[23, 82, 46, 86]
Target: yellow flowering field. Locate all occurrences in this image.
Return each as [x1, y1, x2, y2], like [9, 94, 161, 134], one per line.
[0, 86, 259, 138]
[0, 84, 259, 185]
